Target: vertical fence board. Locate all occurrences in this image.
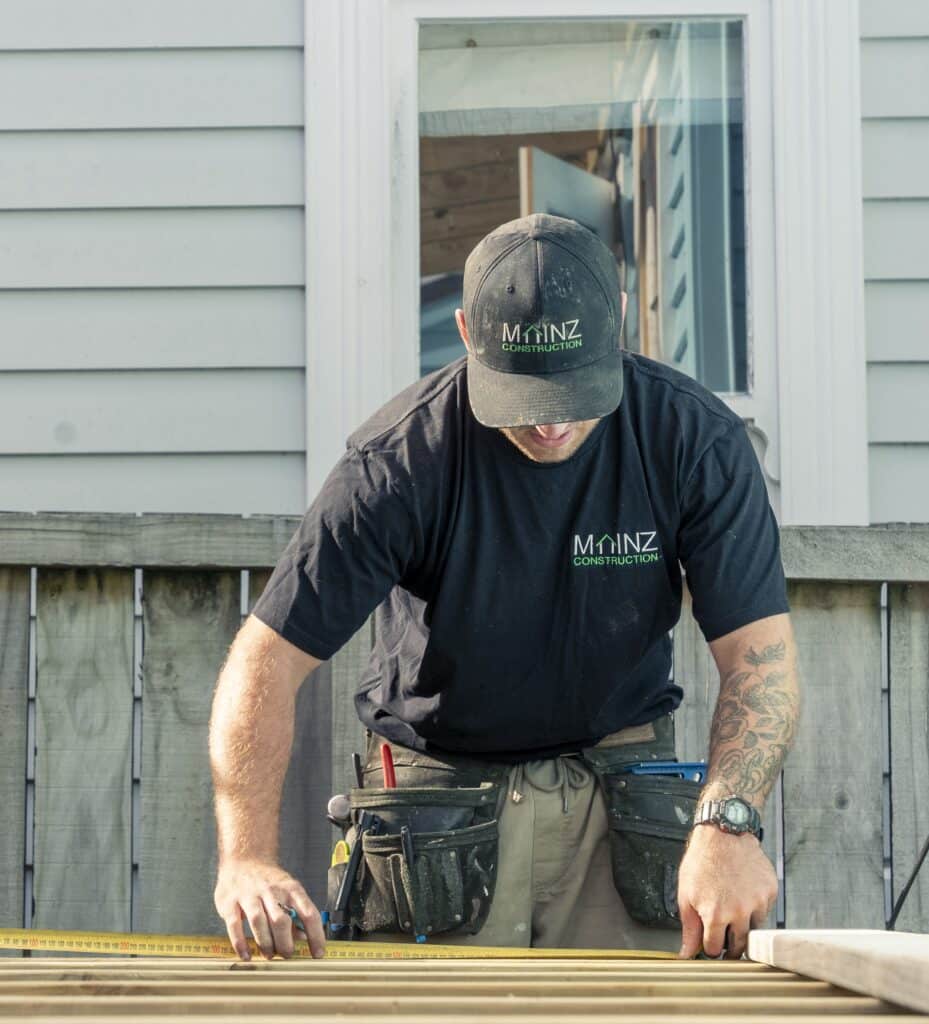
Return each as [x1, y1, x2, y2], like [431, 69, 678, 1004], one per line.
[247, 571, 333, 908]
[672, 585, 778, 900]
[33, 569, 133, 932]
[0, 569, 29, 935]
[889, 582, 929, 931]
[783, 581, 884, 927]
[138, 571, 239, 934]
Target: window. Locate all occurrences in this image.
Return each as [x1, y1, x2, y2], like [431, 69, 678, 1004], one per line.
[419, 19, 748, 394]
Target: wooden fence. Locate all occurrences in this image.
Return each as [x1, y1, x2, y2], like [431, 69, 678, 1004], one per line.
[1, 514, 928, 945]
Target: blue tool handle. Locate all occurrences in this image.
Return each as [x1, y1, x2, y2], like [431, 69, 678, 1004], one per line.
[621, 760, 707, 781]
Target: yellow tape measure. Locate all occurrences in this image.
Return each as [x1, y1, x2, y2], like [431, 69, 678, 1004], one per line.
[0, 927, 674, 960]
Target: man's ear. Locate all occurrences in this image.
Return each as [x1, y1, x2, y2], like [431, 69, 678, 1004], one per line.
[455, 308, 472, 353]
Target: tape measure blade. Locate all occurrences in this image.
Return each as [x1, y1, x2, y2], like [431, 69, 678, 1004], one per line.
[0, 927, 674, 960]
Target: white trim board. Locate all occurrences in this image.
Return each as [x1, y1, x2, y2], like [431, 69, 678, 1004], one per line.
[749, 929, 929, 1014]
[303, 0, 869, 524]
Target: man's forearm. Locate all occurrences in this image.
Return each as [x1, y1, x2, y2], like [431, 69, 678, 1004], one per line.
[208, 624, 302, 862]
[702, 616, 801, 811]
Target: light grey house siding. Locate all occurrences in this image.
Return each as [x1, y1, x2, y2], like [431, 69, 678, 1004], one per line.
[0, 1, 306, 515]
[860, 0, 929, 523]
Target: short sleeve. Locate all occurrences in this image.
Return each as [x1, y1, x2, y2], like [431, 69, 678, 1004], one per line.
[677, 424, 789, 642]
[251, 448, 415, 660]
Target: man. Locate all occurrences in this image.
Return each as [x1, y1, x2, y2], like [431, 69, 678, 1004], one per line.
[210, 214, 799, 962]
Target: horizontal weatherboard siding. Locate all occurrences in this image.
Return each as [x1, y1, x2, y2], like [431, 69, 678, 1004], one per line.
[0, 289, 304, 370]
[0, 129, 304, 210]
[860, 39, 929, 119]
[860, 4, 929, 524]
[0, 456, 305, 515]
[0, 49, 303, 131]
[0, 370, 305, 455]
[864, 282, 929, 362]
[869, 447, 929, 524]
[0, 0, 302, 50]
[0, 6, 308, 515]
[868, 365, 929, 443]
[0, 208, 304, 289]
[862, 121, 929, 199]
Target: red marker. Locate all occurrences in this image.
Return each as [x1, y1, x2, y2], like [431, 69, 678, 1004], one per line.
[380, 743, 397, 789]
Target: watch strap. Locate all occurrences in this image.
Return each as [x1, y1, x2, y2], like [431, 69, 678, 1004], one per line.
[694, 797, 763, 840]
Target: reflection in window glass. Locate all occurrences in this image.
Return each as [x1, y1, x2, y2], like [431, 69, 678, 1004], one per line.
[418, 20, 747, 393]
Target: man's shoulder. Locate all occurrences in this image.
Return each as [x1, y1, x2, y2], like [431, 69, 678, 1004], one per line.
[622, 351, 740, 430]
[622, 352, 745, 440]
[347, 357, 467, 454]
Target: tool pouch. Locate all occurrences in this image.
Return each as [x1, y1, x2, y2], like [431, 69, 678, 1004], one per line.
[330, 783, 500, 938]
[600, 772, 701, 928]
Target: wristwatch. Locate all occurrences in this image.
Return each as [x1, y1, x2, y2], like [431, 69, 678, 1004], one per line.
[694, 797, 763, 841]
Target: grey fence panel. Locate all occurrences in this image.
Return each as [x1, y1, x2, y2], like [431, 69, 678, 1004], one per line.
[137, 571, 240, 935]
[33, 569, 133, 932]
[783, 581, 884, 928]
[0, 569, 29, 941]
[890, 583, 929, 931]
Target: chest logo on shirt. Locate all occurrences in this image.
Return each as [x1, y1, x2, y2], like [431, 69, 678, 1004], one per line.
[572, 530, 662, 568]
[501, 319, 583, 353]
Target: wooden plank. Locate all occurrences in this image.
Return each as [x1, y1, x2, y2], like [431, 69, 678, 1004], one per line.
[0, 369, 304, 455]
[865, 281, 929, 361]
[420, 131, 600, 176]
[862, 40, 929, 119]
[4, 518, 929, 579]
[867, 364, 929, 442]
[863, 200, 929, 280]
[0, 50, 303, 131]
[137, 571, 240, 934]
[0, 288, 304, 371]
[749, 929, 929, 1015]
[0, 1016, 910, 1024]
[782, 582, 884, 928]
[672, 587, 779, 908]
[0, 209, 304, 289]
[0, 992, 895, 1015]
[0, 977, 841, 997]
[862, 121, 929, 200]
[0, 130, 304, 211]
[248, 572, 333, 912]
[33, 569, 133, 932]
[889, 583, 929, 932]
[0, 0, 302, 49]
[869, 446, 929, 525]
[0, 569, 29, 935]
[0, 457, 304, 518]
[860, 0, 929, 37]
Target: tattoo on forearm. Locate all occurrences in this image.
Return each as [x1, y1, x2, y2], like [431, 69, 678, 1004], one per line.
[708, 636, 798, 803]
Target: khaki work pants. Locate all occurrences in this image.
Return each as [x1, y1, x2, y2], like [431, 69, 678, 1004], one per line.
[359, 717, 683, 953]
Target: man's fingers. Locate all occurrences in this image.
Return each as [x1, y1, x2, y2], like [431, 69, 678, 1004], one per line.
[242, 897, 275, 959]
[700, 915, 728, 959]
[222, 908, 251, 961]
[677, 900, 704, 959]
[726, 918, 750, 960]
[289, 890, 327, 959]
[262, 895, 295, 959]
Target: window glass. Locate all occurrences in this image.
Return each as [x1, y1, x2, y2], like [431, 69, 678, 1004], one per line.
[418, 19, 747, 393]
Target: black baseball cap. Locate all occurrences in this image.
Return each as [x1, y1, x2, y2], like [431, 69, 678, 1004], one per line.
[462, 213, 624, 428]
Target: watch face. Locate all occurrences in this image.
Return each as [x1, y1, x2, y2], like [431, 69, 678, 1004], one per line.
[725, 799, 751, 826]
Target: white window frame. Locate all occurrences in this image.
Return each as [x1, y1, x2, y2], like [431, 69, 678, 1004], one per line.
[305, 0, 869, 525]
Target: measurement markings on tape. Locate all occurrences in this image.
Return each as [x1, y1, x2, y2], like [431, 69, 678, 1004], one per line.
[0, 928, 676, 961]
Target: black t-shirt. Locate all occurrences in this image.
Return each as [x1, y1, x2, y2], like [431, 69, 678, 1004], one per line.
[252, 353, 789, 760]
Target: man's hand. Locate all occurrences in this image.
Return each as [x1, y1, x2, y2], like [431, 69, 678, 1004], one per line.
[677, 824, 777, 959]
[214, 857, 326, 960]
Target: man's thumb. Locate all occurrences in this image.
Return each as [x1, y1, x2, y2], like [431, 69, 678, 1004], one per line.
[678, 901, 703, 959]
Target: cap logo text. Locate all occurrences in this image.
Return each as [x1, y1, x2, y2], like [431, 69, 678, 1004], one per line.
[501, 319, 582, 353]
